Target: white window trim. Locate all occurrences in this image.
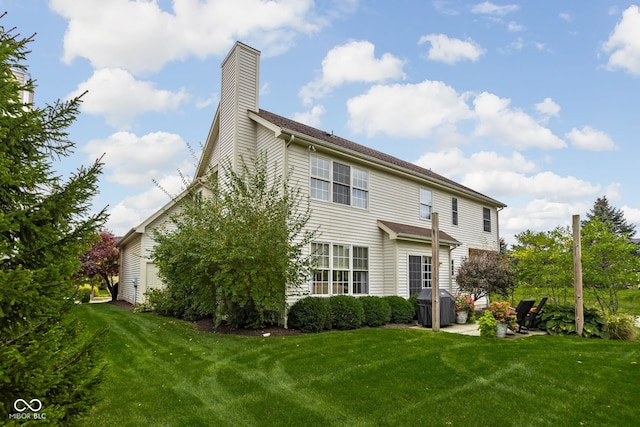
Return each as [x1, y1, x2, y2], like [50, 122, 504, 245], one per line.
[310, 242, 370, 296]
[309, 154, 369, 209]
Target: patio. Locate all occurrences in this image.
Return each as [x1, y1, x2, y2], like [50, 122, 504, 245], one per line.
[411, 322, 547, 338]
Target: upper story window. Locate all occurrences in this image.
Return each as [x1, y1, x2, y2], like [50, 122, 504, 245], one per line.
[483, 207, 491, 232]
[420, 188, 432, 219]
[452, 197, 458, 226]
[310, 155, 368, 209]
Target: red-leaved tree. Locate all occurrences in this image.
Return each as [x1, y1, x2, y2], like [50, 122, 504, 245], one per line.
[78, 231, 120, 299]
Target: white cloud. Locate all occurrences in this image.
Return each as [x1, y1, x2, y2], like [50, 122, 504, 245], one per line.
[565, 126, 617, 151]
[106, 174, 187, 235]
[81, 131, 191, 186]
[602, 5, 640, 76]
[500, 199, 589, 243]
[418, 34, 486, 64]
[622, 205, 640, 236]
[559, 12, 572, 23]
[51, 0, 323, 74]
[507, 21, 524, 32]
[69, 68, 189, 129]
[462, 170, 600, 201]
[473, 92, 566, 150]
[292, 105, 326, 128]
[414, 148, 536, 177]
[347, 81, 472, 138]
[299, 41, 405, 105]
[535, 97, 560, 117]
[471, 2, 518, 15]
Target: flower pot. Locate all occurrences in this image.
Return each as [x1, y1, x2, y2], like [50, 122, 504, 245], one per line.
[496, 322, 508, 338]
[455, 311, 468, 324]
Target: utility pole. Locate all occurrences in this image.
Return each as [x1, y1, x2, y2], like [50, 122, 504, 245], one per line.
[573, 214, 584, 335]
[432, 212, 440, 331]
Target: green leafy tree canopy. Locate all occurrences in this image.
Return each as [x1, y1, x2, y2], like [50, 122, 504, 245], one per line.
[152, 152, 318, 328]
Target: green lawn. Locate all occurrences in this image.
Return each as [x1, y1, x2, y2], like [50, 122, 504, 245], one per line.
[75, 303, 640, 427]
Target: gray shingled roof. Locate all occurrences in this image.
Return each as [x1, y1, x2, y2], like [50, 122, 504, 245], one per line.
[252, 109, 505, 207]
[378, 220, 461, 245]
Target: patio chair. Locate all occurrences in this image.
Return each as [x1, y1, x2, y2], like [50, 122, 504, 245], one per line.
[519, 297, 548, 333]
[514, 299, 536, 333]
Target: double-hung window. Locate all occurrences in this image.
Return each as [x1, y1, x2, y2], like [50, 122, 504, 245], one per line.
[311, 243, 369, 295]
[452, 197, 458, 226]
[483, 207, 491, 232]
[420, 188, 432, 219]
[333, 162, 350, 205]
[408, 255, 432, 296]
[310, 156, 330, 201]
[310, 155, 368, 209]
[311, 243, 330, 294]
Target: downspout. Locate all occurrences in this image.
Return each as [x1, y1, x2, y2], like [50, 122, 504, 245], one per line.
[497, 206, 504, 252]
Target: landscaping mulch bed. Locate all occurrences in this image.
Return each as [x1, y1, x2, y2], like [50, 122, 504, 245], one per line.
[107, 299, 415, 336]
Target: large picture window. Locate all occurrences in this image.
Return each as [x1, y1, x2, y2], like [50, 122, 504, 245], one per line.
[310, 155, 368, 209]
[311, 242, 369, 295]
[408, 255, 432, 296]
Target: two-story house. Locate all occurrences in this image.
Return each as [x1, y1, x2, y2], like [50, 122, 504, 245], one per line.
[117, 42, 506, 307]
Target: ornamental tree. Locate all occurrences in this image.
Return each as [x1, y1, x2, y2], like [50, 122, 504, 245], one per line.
[152, 152, 318, 328]
[455, 250, 515, 301]
[77, 231, 120, 299]
[0, 18, 107, 423]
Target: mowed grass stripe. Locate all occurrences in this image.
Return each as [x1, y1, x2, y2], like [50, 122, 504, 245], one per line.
[74, 303, 640, 426]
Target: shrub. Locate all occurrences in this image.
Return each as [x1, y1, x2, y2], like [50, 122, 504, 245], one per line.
[143, 288, 208, 321]
[77, 286, 92, 303]
[329, 295, 364, 330]
[605, 314, 638, 341]
[287, 297, 331, 333]
[408, 293, 419, 320]
[384, 296, 415, 324]
[541, 304, 608, 338]
[478, 310, 497, 337]
[360, 296, 391, 327]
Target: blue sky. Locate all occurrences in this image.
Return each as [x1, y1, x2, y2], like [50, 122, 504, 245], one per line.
[3, 1, 640, 244]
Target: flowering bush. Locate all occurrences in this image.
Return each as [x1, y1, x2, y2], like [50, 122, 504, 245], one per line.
[489, 301, 517, 330]
[455, 294, 474, 313]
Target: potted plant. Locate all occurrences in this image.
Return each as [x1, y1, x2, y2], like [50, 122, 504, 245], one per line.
[489, 301, 516, 338]
[454, 293, 474, 324]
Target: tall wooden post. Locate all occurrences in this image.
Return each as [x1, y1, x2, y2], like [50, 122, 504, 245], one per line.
[432, 212, 440, 331]
[573, 214, 584, 335]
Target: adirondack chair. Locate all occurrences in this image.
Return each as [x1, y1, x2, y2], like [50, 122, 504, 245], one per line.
[519, 297, 548, 333]
[514, 299, 536, 333]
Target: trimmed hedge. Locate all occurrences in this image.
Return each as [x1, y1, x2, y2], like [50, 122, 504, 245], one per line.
[329, 295, 364, 330]
[287, 297, 331, 333]
[360, 296, 392, 327]
[408, 293, 419, 320]
[384, 296, 415, 324]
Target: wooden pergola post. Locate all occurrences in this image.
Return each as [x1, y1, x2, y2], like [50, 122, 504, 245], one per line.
[432, 212, 440, 331]
[573, 214, 584, 335]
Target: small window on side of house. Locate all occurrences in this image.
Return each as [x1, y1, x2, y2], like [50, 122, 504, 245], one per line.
[483, 207, 491, 232]
[452, 197, 458, 226]
[420, 188, 432, 220]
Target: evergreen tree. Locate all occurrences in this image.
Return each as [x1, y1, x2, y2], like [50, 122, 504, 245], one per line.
[585, 195, 636, 237]
[0, 19, 107, 424]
